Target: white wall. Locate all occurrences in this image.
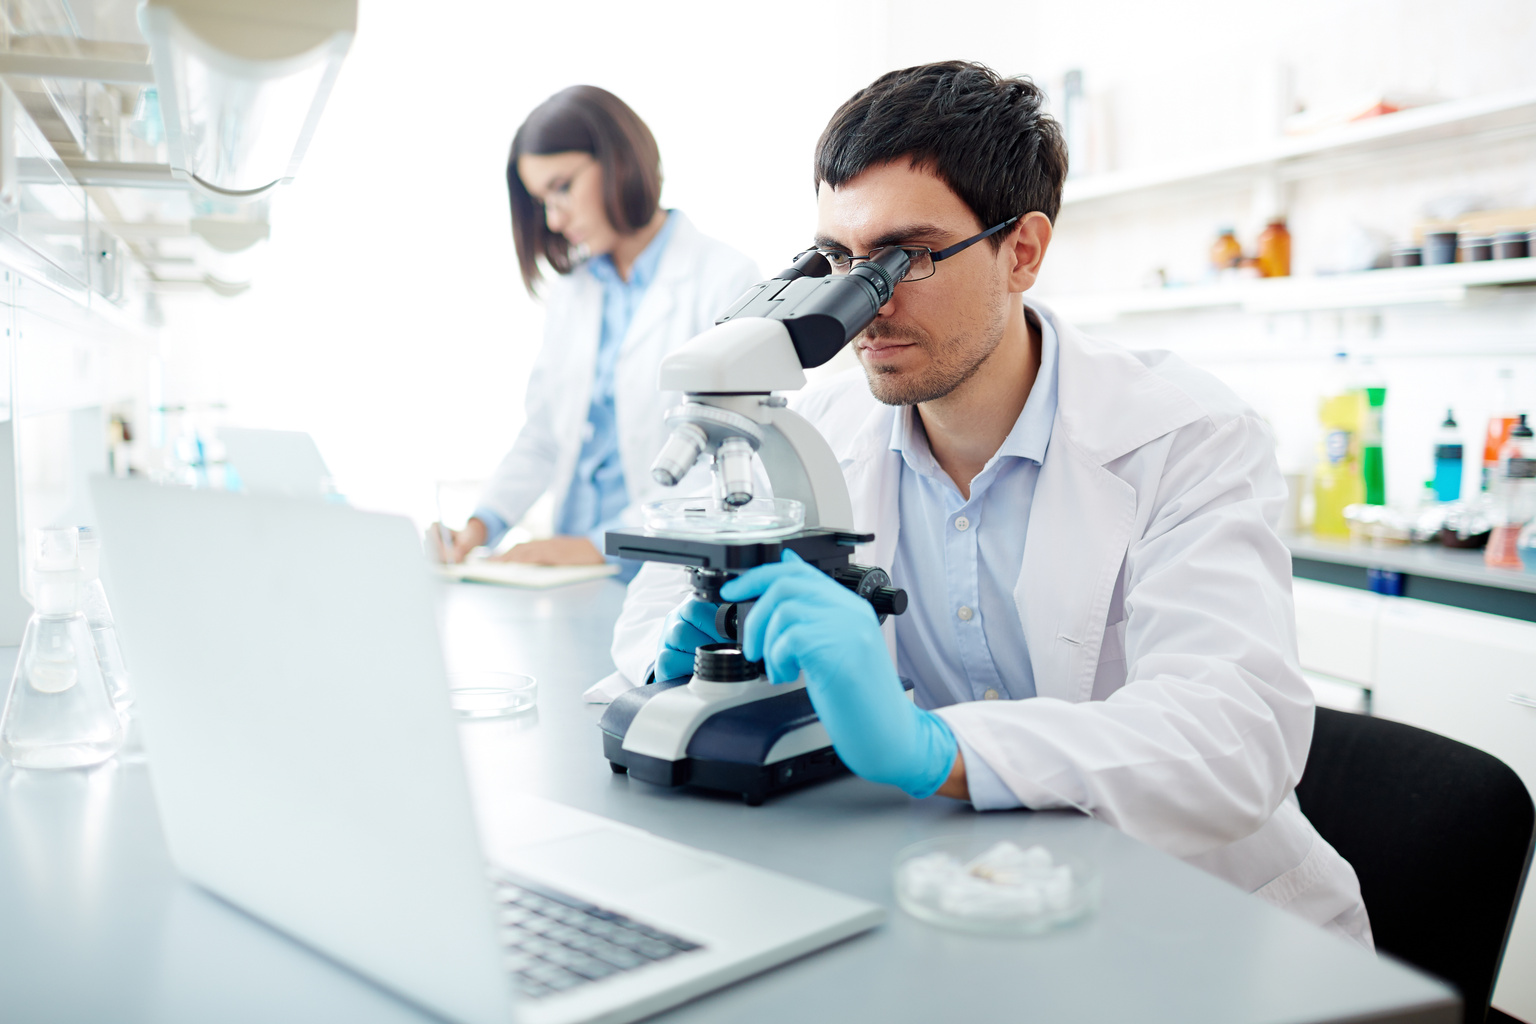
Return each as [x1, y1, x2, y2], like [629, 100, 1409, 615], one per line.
[157, 0, 1536, 520]
[156, 0, 902, 523]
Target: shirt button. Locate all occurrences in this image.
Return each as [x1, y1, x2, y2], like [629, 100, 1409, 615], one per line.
[983, 688, 1000, 700]
[957, 605, 973, 621]
[954, 516, 970, 531]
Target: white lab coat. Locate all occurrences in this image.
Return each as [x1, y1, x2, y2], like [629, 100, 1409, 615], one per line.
[476, 212, 760, 533]
[610, 299, 1373, 946]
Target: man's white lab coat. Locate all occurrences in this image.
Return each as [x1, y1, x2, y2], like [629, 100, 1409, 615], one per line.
[610, 299, 1373, 946]
[475, 212, 759, 532]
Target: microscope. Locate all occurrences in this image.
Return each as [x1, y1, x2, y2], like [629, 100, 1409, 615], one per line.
[599, 247, 912, 805]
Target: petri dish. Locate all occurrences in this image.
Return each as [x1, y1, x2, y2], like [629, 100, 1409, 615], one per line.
[449, 672, 537, 719]
[642, 497, 804, 539]
[893, 836, 1099, 936]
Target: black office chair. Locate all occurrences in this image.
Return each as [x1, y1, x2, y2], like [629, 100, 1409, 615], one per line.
[1295, 707, 1535, 1024]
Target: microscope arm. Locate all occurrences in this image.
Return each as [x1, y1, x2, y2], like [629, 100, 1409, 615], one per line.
[750, 403, 853, 532]
[654, 315, 855, 531]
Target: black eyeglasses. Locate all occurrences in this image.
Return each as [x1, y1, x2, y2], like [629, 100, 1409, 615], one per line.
[798, 216, 1020, 282]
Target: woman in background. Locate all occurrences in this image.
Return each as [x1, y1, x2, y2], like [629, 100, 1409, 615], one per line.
[434, 86, 758, 579]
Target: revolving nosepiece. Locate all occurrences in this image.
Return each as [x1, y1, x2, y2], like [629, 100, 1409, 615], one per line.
[651, 422, 708, 487]
[715, 436, 756, 507]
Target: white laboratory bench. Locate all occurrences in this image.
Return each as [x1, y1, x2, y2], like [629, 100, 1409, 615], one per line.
[0, 579, 1456, 1024]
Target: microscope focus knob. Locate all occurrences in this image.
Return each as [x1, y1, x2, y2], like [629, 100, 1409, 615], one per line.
[829, 565, 908, 623]
[867, 585, 908, 619]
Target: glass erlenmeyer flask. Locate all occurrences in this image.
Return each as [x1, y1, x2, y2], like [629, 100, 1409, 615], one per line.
[77, 526, 143, 761]
[0, 527, 124, 769]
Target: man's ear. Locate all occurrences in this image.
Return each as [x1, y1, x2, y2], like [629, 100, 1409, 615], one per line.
[1006, 212, 1053, 293]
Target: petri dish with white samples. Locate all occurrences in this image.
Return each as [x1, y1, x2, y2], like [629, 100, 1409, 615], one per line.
[642, 497, 804, 539]
[893, 836, 1099, 936]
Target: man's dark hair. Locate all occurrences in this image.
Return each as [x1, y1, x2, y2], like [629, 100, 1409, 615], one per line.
[507, 86, 663, 295]
[815, 62, 1068, 240]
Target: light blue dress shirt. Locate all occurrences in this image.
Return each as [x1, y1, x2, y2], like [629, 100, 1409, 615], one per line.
[476, 212, 677, 582]
[890, 315, 1058, 809]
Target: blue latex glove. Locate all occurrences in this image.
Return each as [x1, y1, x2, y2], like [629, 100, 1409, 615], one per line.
[655, 598, 728, 682]
[720, 550, 957, 798]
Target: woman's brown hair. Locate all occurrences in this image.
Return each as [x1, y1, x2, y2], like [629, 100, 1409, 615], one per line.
[508, 86, 663, 295]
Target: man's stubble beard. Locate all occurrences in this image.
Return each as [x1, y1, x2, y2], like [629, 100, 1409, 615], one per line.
[859, 295, 1010, 407]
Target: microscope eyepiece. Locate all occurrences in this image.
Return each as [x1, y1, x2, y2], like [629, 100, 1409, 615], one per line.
[848, 245, 911, 309]
[716, 244, 913, 370]
[775, 249, 832, 281]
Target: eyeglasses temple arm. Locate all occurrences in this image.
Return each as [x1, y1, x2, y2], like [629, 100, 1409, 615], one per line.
[930, 215, 1022, 263]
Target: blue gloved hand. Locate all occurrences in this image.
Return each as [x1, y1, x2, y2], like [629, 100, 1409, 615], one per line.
[720, 550, 957, 798]
[655, 598, 728, 682]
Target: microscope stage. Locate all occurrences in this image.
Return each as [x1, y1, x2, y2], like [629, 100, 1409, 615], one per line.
[604, 527, 873, 572]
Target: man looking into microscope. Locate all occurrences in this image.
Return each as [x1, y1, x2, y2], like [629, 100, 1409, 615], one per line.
[610, 61, 1371, 946]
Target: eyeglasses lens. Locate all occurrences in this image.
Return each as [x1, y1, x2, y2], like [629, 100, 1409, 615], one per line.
[815, 247, 933, 282]
[899, 249, 935, 281]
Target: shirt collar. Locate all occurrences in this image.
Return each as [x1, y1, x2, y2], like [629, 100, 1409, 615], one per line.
[587, 209, 676, 288]
[1001, 311, 1058, 464]
[887, 311, 1060, 471]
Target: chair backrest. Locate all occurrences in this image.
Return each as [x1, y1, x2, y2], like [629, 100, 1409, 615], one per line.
[1295, 707, 1535, 1024]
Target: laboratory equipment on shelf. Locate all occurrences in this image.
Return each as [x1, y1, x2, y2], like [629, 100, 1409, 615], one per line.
[1486, 415, 1536, 570]
[1209, 227, 1242, 272]
[0, 528, 124, 769]
[1256, 218, 1291, 277]
[1423, 230, 1458, 266]
[1434, 410, 1463, 503]
[1494, 230, 1530, 260]
[599, 248, 912, 805]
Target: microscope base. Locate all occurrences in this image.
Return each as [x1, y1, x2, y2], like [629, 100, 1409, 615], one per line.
[602, 733, 845, 806]
[598, 679, 847, 806]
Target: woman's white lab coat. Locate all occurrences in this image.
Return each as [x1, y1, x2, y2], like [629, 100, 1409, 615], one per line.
[476, 212, 760, 533]
[610, 299, 1372, 946]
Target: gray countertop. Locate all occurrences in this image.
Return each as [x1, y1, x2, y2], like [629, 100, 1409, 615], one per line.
[1287, 532, 1536, 592]
[0, 579, 1456, 1024]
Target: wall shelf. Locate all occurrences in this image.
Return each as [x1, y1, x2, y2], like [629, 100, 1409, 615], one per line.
[1061, 89, 1536, 207]
[1044, 256, 1536, 324]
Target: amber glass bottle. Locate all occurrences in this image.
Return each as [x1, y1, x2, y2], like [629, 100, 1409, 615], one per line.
[1257, 218, 1291, 277]
[1209, 228, 1242, 271]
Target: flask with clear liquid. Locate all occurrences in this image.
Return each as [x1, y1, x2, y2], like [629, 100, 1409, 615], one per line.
[0, 527, 124, 769]
[76, 527, 132, 705]
[77, 526, 142, 758]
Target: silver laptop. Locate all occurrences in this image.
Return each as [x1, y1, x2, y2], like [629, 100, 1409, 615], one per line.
[219, 427, 333, 497]
[90, 477, 882, 1024]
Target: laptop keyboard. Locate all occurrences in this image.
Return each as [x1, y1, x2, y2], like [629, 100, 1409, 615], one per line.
[492, 875, 705, 1000]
